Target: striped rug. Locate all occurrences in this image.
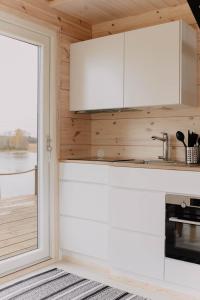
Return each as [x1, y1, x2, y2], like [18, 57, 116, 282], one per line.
[0, 268, 149, 300]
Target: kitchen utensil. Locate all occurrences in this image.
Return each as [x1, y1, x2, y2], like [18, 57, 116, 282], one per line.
[186, 146, 199, 164]
[192, 133, 198, 146]
[188, 131, 198, 147]
[176, 131, 187, 147]
[188, 130, 191, 147]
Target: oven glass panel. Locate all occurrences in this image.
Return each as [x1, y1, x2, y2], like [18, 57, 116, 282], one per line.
[166, 204, 200, 264]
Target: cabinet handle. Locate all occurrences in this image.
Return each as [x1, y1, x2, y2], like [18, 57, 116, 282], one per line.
[169, 217, 200, 226]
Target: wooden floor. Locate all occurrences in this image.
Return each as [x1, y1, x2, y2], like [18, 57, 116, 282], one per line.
[0, 195, 37, 261]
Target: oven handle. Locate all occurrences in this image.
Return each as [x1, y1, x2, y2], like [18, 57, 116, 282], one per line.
[169, 217, 200, 226]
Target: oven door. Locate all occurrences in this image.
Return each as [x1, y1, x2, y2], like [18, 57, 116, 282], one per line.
[166, 213, 200, 264]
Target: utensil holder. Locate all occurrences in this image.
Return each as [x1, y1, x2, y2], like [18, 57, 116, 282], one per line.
[186, 146, 199, 164]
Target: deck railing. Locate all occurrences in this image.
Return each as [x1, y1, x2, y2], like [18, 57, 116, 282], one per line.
[0, 165, 38, 200]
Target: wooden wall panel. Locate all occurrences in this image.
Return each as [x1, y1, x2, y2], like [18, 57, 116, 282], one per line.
[60, 144, 91, 159]
[92, 3, 195, 38]
[0, 0, 91, 40]
[49, 0, 187, 25]
[91, 116, 200, 161]
[91, 145, 185, 162]
[0, 0, 92, 160]
[60, 118, 91, 146]
[91, 117, 200, 147]
[91, 4, 200, 162]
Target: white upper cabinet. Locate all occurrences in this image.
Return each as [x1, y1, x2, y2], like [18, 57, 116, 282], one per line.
[124, 21, 197, 108]
[70, 20, 196, 111]
[70, 33, 124, 111]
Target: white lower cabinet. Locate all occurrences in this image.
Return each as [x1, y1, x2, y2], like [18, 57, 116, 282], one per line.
[60, 163, 165, 279]
[110, 229, 164, 280]
[60, 216, 109, 260]
[59, 163, 200, 291]
[109, 188, 165, 280]
[60, 163, 109, 261]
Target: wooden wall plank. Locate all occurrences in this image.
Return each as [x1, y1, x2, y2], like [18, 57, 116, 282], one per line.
[92, 4, 195, 38]
[0, 0, 91, 40]
[91, 104, 200, 121]
[60, 144, 91, 159]
[49, 0, 189, 25]
[60, 118, 91, 145]
[91, 117, 200, 148]
[91, 145, 186, 162]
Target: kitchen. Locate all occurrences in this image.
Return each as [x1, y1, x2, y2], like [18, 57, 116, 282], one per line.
[60, 0, 200, 298]
[0, 1, 200, 300]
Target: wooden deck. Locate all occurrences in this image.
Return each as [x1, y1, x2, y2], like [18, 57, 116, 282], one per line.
[0, 195, 37, 260]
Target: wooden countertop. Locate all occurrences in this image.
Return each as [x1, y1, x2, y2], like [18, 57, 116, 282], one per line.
[60, 159, 200, 172]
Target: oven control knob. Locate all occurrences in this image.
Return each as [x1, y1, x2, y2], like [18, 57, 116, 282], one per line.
[181, 201, 187, 208]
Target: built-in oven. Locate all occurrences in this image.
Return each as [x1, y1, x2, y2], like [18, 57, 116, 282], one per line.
[165, 194, 200, 265]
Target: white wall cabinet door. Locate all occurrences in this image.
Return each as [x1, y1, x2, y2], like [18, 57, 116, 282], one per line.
[110, 229, 164, 280]
[124, 20, 196, 108]
[70, 33, 124, 111]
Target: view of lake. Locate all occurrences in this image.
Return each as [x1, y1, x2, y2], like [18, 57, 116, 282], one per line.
[0, 151, 37, 199]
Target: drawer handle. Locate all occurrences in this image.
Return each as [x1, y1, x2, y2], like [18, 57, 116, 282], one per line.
[169, 217, 200, 226]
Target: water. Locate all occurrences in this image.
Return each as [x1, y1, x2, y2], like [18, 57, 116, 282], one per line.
[0, 151, 37, 199]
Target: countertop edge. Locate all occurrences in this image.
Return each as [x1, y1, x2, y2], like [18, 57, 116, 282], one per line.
[59, 160, 200, 172]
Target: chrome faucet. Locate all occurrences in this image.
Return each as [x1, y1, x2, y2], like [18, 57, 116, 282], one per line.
[151, 132, 169, 161]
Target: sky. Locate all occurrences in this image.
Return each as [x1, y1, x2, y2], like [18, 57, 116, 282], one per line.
[0, 35, 38, 137]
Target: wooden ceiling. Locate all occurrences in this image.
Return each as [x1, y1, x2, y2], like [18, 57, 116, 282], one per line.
[49, 0, 187, 25]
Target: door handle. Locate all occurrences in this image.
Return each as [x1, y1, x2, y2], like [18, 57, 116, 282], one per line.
[46, 136, 52, 152]
[169, 217, 200, 226]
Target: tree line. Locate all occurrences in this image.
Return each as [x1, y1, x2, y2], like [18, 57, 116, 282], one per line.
[0, 129, 37, 150]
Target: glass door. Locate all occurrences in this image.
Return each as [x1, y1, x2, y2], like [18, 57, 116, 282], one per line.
[0, 17, 52, 275]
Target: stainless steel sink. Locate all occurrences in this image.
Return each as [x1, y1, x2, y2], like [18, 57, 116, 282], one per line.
[113, 159, 145, 164]
[113, 159, 183, 166]
[145, 160, 179, 165]
[112, 159, 184, 166]
[112, 158, 185, 166]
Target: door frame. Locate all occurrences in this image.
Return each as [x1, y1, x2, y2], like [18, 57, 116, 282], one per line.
[0, 11, 58, 276]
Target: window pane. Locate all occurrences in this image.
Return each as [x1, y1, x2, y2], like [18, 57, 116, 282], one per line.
[0, 35, 38, 260]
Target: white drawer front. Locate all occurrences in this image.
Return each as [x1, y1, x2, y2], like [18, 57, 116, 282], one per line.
[165, 258, 200, 291]
[110, 167, 200, 195]
[60, 216, 109, 260]
[110, 229, 164, 280]
[60, 163, 109, 184]
[110, 188, 165, 236]
[60, 181, 109, 222]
